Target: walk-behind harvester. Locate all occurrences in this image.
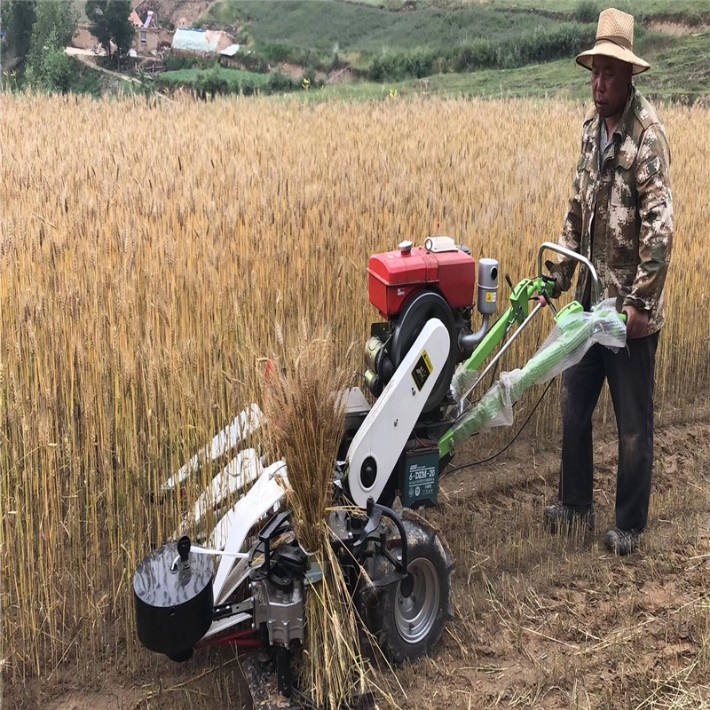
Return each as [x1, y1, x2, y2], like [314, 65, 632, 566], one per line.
[133, 240, 627, 707]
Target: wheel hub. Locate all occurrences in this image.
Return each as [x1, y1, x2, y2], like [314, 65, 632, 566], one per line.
[394, 557, 440, 645]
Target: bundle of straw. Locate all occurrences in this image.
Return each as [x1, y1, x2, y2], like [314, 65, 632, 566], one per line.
[263, 336, 368, 708]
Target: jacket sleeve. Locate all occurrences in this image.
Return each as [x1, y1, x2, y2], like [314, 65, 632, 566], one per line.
[624, 125, 674, 312]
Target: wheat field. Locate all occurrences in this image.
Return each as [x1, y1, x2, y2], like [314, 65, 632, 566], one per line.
[1, 93, 709, 704]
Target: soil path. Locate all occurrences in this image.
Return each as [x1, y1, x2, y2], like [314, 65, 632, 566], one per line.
[66, 50, 174, 102]
[67, 50, 143, 85]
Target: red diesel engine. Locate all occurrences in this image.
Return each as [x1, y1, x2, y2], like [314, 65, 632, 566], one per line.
[368, 239, 477, 319]
[364, 237, 498, 413]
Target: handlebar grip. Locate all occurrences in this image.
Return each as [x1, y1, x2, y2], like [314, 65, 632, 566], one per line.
[538, 242, 601, 305]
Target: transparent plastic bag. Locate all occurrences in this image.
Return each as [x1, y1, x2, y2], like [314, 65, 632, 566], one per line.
[450, 299, 626, 448]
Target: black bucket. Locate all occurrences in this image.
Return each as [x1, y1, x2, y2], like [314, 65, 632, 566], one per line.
[134, 537, 214, 661]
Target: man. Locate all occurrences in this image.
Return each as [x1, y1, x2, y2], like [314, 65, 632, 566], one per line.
[544, 8, 674, 555]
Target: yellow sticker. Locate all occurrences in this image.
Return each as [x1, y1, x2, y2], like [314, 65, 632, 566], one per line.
[485, 292, 496, 302]
[421, 350, 433, 373]
[412, 350, 434, 391]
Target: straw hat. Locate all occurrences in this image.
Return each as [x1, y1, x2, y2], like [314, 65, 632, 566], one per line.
[576, 8, 650, 75]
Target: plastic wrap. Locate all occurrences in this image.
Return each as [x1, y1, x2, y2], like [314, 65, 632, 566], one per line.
[450, 366, 479, 401]
[449, 299, 626, 449]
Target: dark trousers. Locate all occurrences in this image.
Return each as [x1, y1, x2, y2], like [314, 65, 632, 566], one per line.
[559, 332, 659, 532]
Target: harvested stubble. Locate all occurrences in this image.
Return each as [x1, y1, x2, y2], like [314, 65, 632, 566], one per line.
[1, 93, 709, 703]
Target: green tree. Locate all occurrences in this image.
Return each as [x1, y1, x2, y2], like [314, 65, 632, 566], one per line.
[1, 0, 37, 62]
[37, 28, 74, 92]
[25, 0, 78, 91]
[30, 0, 76, 52]
[86, 0, 134, 67]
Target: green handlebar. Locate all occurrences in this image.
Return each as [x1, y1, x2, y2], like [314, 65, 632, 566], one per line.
[437, 278, 628, 460]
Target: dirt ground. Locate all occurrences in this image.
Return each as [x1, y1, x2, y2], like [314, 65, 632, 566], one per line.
[3, 401, 710, 710]
[649, 21, 710, 36]
[148, 0, 220, 28]
[388, 405, 710, 709]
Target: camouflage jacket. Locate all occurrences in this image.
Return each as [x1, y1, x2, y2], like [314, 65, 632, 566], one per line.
[549, 87, 673, 334]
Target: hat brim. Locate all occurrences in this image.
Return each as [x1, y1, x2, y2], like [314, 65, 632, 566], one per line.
[576, 41, 650, 75]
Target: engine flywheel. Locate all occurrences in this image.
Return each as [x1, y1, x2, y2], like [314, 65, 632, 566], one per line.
[391, 291, 457, 413]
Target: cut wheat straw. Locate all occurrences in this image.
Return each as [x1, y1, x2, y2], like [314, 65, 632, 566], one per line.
[263, 335, 368, 707]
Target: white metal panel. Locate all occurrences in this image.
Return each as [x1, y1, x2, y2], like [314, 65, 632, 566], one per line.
[203, 612, 252, 639]
[192, 448, 262, 526]
[346, 319, 450, 508]
[211, 461, 289, 603]
[162, 403, 264, 490]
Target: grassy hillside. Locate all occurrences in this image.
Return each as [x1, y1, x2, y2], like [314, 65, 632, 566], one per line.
[207, 1, 565, 53]
[482, 0, 710, 21]
[154, 0, 708, 102]
[315, 29, 710, 103]
[156, 66, 271, 94]
[204, 0, 594, 67]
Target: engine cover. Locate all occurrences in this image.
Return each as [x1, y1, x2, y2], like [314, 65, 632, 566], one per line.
[134, 539, 214, 662]
[368, 243, 475, 319]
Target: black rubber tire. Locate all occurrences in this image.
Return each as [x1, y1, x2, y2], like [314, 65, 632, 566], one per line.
[366, 518, 452, 664]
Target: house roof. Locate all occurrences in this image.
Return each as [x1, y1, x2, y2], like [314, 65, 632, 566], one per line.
[220, 44, 241, 57]
[129, 10, 143, 28]
[172, 28, 229, 54]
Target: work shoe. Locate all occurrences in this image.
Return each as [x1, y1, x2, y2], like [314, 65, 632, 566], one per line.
[604, 528, 640, 556]
[544, 503, 595, 534]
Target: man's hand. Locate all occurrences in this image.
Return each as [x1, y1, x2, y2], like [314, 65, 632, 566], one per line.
[542, 276, 561, 299]
[622, 304, 650, 339]
[544, 260, 564, 298]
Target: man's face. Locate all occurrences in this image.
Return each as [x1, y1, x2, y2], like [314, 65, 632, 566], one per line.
[591, 55, 632, 122]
